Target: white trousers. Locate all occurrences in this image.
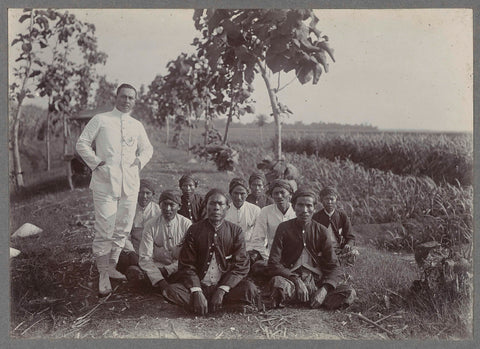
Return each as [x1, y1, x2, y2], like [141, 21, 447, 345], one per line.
[92, 190, 137, 258]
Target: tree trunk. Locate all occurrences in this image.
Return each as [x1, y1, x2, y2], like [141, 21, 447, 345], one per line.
[186, 104, 192, 153]
[258, 63, 282, 160]
[188, 126, 192, 153]
[260, 127, 264, 145]
[166, 115, 169, 146]
[46, 100, 52, 171]
[62, 111, 68, 156]
[223, 95, 235, 145]
[204, 103, 209, 148]
[12, 104, 25, 188]
[11, 11, 35, 189]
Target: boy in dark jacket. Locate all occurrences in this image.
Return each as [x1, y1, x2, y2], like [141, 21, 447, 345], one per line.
[177, 174, 206, 223]
[312, 187, 355, 253]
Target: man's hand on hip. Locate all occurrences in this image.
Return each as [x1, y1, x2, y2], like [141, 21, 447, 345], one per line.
[130, 158, 141, 169]
[95, 160, 106, 170]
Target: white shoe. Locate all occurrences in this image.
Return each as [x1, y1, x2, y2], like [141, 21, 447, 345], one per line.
[98, 271, 112, 297]
[108, 264, 127, 280]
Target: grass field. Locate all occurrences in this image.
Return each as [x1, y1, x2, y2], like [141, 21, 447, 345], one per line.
[9, 125, 473, 340]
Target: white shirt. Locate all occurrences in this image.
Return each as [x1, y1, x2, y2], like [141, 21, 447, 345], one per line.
[76, 108, 153, 197]
[138, 214, 192, 285]
[124, 201, 161, 253]
[248, 203, 296, 259]
[225, 201, 261, 241]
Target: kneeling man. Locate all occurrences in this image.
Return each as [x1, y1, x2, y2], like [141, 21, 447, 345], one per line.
[163, 189, 260, 315]
[268, 188, 356, 310]
[134, 190, 192, 290]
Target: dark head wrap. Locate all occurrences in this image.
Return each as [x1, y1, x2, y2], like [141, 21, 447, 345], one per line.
[267, 179, 294, 196]
[229, 178, 249, 194]
[179, 174, 198, 187]
[291, 187, 318, 206]
[319, 186, 339, 198]
[204, 188, 231, 206]
[158, 189, 182, 205]
[139, 179, 156, 194]
[248, 171, 267, 185]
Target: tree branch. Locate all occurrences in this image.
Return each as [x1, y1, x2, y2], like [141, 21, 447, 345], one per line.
[277, 76, 297, 93]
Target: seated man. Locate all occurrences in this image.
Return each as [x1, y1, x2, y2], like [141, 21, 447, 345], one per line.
[225, 178, 261, 243]
[127, 190, 192, 288]
[117, 179, 161, 275]
[163, 189, 260, 315]
[312, 186, 358, 265]
[245, 172, 274, 208]
[177, 174, 206, 223]
[247, 180, 296, 274]
[268, 188, 356, 310]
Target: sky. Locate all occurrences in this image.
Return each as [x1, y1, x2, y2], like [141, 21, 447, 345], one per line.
[8, 8, 473, 132]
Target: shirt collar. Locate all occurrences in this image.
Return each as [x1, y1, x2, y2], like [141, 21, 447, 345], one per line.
[159, 213, 178, 225]
[207, 219, 224, 231]
[112, 107, 130, 117]
[274, 202, 292, 216]
[324, 209, 335, 218]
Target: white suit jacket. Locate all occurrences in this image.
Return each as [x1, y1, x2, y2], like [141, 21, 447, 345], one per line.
[76, 108, 153, 197]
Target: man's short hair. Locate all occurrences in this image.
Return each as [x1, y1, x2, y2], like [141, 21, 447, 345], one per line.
[116, 83, 137, 98]
[204, 188, 231, 206]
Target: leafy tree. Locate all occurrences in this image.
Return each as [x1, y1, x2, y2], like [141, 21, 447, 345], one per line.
[36, 10, 79, 170]
[11, 9, 107, 179]
[10, 8, 58, 188]
[93, 75, 117, 109]
[193, 9, 335, 160]
[70, 21, 108, 113]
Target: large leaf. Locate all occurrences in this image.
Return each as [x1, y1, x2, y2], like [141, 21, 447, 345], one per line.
[36, 16, 49, 30]
[314, 51, 329, 73]
[29, 70, 41, 78]
[19, 14, 30, 23]
[312, 63, 322, 84]
[317, 41, 335, 62]
[244, 63, 255, 84]
[265, 53, 288, 73]
[11, 37, 22, 46]
[208, 10, 227, 32]
[268, 34, 291, 54]
[295, 62, 314, 85]
[193, 9, 204, 30]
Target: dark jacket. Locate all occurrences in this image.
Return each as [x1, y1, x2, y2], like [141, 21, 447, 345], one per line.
[245, 193, 274, 209]
[178, 193, 205, 223]
[178, 219, 250, 289]
[312, 209, 355, 249]
[268, 219, 341, 289]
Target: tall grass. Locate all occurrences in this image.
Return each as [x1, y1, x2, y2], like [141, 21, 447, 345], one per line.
[234, 144, 473, 251]
[281, 132, 473, 186]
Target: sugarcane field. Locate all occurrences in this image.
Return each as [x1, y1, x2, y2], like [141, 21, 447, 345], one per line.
[7, 7, 475, 345]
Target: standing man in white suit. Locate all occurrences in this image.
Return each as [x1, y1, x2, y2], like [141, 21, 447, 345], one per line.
[76, 83, 154, 296]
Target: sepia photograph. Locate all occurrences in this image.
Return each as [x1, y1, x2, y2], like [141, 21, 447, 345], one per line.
[7, 5, 474, 342]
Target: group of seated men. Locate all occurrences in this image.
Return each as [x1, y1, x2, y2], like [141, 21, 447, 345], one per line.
[112, 172, 357, 315]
